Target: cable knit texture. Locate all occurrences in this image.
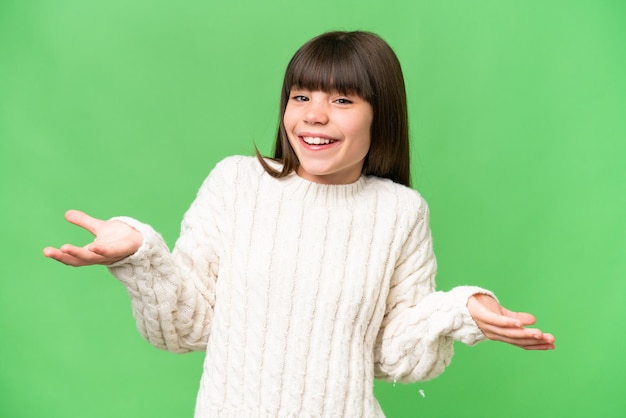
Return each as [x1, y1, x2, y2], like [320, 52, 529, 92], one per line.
[108, 156, 493, 417]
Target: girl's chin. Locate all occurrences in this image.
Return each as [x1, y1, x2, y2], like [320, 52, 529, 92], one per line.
[296, 166, 360, 185]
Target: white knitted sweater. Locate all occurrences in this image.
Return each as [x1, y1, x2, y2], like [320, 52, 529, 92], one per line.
[109, 156, 491, 417]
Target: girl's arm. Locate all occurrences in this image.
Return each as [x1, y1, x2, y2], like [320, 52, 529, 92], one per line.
[106, 171, 225, 353]
[44, 167, 227, 354]
[373, 200, 554, 384]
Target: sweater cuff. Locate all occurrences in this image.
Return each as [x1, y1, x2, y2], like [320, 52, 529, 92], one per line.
[447, 285, 497, 346]
[106, 216, 162, 268]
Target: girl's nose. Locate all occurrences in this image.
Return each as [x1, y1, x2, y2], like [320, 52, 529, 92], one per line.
[304, 100, 329, 125]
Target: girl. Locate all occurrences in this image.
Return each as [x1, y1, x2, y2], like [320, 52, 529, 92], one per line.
[44, 31, 554, 417]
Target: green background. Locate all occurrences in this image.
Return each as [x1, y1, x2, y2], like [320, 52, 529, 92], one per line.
[1, 0, 624, 417]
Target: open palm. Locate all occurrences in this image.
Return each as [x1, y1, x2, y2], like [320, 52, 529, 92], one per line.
[43, 210, 143, 266]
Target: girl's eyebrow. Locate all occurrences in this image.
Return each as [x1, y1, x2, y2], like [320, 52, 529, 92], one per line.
[289, 87, 360, 96]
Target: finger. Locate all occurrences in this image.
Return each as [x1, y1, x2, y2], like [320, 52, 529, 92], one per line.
[65, 210, 105, 236]
[60, 243, 99, 259]
[509, 339, 555, 350]
[480, 323, 546, 340]
[485, 332, 553, 348]
[43, 246, 94, 267]
[507, 311, 537, 327]
[515, 338, 556, 350]
[482, 326, 556, 348]
[87, 242, 129, 262]
[43, 247, 57, 258]
[60, 244, 110, 265]
[476, 309, 525, 329]
[522, 344, 555, 351]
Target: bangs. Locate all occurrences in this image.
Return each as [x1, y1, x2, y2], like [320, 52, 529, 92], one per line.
[284, 38, 374, 100]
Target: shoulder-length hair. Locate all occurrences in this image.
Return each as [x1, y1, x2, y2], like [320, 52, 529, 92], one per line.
[256, 31, 411, 187]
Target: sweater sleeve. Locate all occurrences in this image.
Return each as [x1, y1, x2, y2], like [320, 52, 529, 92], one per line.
[106, 161, 228, 354]
[373, 197, 494, 383]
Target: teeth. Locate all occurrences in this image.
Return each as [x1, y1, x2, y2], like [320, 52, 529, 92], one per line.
[303, 137, 333, 145]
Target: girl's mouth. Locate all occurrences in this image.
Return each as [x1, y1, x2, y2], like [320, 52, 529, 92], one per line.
[301, 136, 337, 145]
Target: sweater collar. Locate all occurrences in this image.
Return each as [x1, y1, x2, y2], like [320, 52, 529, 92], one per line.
[257, 157, 368, 206]
[279, 171, 367, 206]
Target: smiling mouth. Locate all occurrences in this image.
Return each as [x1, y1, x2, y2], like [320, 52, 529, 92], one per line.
[301, 136, 337, 145]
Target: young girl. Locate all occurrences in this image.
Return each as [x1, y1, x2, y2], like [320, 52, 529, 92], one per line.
[44, 31, 554, 417]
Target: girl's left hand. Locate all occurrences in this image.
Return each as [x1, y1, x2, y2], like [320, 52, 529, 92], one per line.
[467, 294, 555, 350]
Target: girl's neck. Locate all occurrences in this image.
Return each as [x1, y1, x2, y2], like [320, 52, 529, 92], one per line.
[268, 164, 368, 206]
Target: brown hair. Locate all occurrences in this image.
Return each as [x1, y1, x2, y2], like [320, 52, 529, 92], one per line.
[256, 31, 411, 187]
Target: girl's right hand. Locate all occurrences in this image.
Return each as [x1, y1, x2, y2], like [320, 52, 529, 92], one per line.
[43, 210, 143, 266]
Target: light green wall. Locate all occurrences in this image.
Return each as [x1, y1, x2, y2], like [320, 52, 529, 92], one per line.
[1, 0, 624, 417]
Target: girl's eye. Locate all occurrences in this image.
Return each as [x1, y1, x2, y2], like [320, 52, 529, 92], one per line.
[334, 97, 353, 105]
[292, 95, 309, 102]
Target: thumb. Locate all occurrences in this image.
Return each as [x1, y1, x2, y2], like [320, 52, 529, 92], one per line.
[64, 210, 105, 236]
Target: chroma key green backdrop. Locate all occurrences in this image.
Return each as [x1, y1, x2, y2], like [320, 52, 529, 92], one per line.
[1, 0, 624, 417]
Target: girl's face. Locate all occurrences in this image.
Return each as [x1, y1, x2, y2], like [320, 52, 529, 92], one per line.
[283, 89, 373, 185]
